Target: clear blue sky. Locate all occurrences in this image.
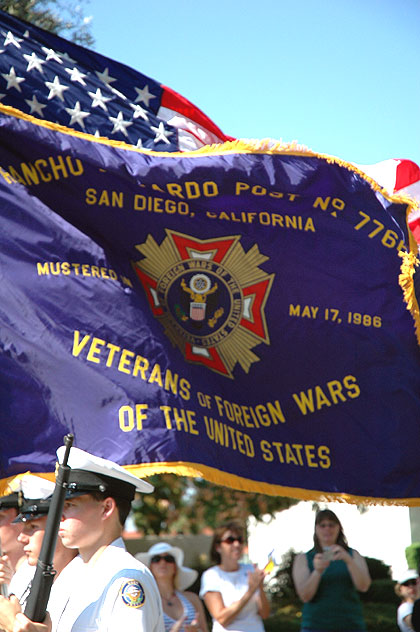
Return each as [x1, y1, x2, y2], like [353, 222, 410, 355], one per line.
[87, 0, 419, 166]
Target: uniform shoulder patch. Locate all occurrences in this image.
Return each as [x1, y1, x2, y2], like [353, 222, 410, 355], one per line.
[120, 579, 146, 608]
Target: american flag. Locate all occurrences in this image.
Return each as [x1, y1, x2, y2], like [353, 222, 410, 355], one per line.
[0, 9, 230, 151]
[359, 158, 420, 244]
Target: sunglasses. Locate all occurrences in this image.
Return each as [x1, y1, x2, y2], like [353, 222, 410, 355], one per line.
[151, 554, 176, 564]
[402, 580, 417, 587]
[220, 536, 244, 545]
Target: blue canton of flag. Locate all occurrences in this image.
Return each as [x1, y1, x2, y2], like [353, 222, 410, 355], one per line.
[0, 10, 229, 151]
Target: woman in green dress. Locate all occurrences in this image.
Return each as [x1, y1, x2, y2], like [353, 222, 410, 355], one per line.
[292, 509, 371, 632]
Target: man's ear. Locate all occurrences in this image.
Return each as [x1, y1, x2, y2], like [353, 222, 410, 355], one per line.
[102, 497, 116, 520]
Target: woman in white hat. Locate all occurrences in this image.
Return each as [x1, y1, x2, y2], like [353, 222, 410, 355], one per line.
[137, 542, 208, 632]
[395, 569, 419, 632]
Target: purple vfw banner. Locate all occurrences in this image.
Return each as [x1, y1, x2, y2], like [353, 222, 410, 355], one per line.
[0, 105, 419, 504]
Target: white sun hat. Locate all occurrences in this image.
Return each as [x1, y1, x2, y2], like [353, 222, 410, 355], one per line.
[397, 569, 419, 585]
[136, 542, 198, 590]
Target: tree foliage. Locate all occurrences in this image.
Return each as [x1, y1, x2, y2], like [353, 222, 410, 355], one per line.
[0, 0, 94, 46]
[132, 474, 299, 535]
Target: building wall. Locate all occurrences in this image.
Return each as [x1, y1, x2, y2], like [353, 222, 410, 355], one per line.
[247, 500, 412, 579]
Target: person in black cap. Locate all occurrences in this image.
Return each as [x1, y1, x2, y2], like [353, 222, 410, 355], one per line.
[1, 474, 65, 598]
[0, 493, 78, 632]
[47, 445, 164, 632]
[13, 493, 79, 608]
[0, 477, 60, 632]
[0, 490, 26, 593]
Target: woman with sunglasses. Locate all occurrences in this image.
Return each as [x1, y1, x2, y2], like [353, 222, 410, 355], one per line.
[138, 542, 208, 632]
[199, 521, 270, 632]
[292, 509, 371, 632]
[395, 570, 419, 632]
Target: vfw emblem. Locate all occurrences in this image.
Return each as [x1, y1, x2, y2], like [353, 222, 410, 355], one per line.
[133, 231, 274, 378]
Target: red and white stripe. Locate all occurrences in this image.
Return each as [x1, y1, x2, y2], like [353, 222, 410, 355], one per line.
[358, 159, 420, 244]
[158, 85, 233, 151]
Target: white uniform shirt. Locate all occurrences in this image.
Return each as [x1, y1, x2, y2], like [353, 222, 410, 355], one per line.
[49, 538, 164, 632]
[200, 563, 264, 632]
[8, 560, 35, 607]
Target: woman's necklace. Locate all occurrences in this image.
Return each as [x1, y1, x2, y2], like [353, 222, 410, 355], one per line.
[163, 592, 176, 607]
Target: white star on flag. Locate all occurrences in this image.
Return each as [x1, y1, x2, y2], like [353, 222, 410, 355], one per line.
[109, 111, 132, 136]
[41, 47, 63, 64]
[3, 31, 22, 48]
[65, 67, 87, 86]
[151, 121, 172, 144]
[2, 66, 25, 91]
[45, 75, 69, 101]
[96, 67, 117, 87]
[88, 88, 112, 111]
[23, 52, 46, 74]
[25, 94, 47, 117]
[130, 103, 149, 121]
[64, 100, 90, 128]
[134, 84, 156, 107]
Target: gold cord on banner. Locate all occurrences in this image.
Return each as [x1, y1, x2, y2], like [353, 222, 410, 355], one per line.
[2, 463, 420, 506]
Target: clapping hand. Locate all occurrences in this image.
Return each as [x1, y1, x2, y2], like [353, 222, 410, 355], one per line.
[184, 615, 200, 631]
[248, 565, 265, 593]
[170, 612, 200, 632]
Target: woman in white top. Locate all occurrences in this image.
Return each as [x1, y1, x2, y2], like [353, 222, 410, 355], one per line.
[199, 521, 270, 632]
[396, 569, 419, 632]
[138, 542, 208, 632]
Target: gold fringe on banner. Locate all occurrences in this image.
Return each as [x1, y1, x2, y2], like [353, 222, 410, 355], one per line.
[399, 250, 420, 346]
[3, 462, 420, 507]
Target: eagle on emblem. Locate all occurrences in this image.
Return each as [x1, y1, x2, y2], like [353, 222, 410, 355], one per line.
[178, 273, 223, 328]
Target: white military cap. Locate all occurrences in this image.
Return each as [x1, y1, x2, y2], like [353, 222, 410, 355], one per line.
[56, 445, 154, 501]
[12, 475, 56, 522]
[1, 474, 54, 511]
[19, 474, 55, 500]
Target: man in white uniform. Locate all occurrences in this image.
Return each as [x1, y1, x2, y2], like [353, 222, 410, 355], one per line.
[0, 448, 164, 632]
[0, 491, 25, 593]
[10, 480, 77, 608]
[0, 476, 76, 632]
[48, 445, 164, 632]
[0, 474, 60, 596]
[8, 479, 55, 606]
